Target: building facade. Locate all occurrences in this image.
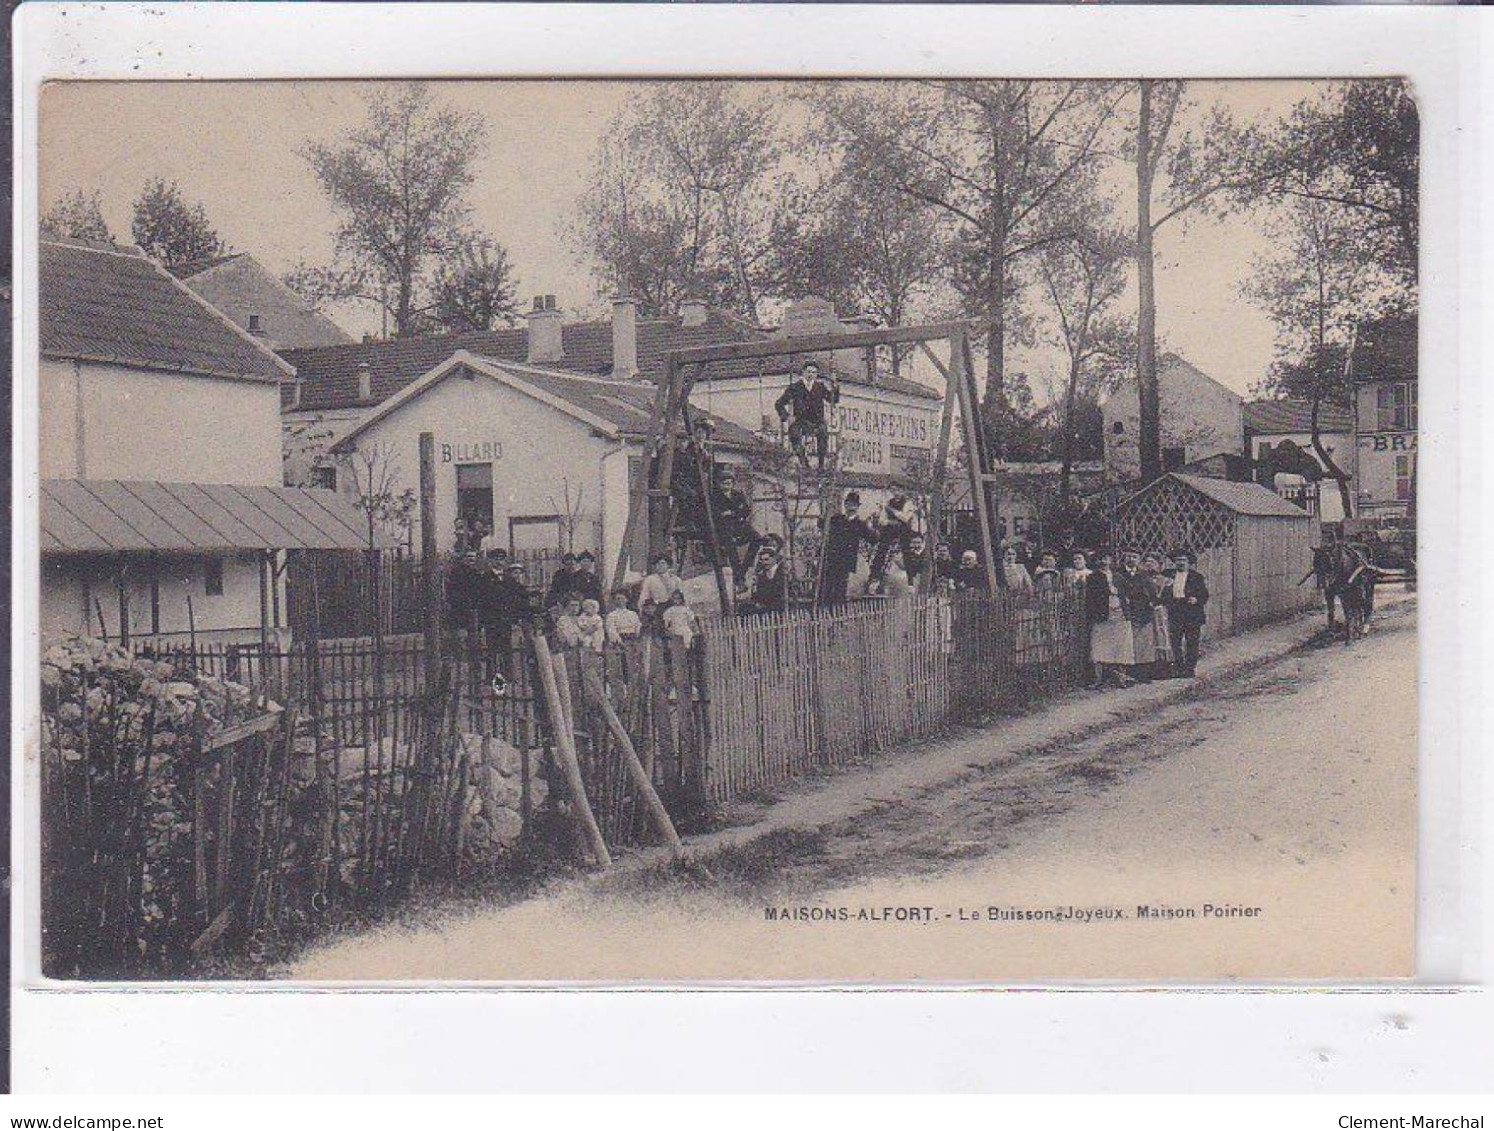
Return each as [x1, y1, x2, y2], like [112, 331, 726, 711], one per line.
[1350, 319, 1418, 519]
[1102, 355, 1245, 484]
[38, 237, 370, 644]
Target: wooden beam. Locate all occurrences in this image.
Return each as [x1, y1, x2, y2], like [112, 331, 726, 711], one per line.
[923, 341, 960, 593]
[950, 331, 1001, 595]
[669, 321, 973, 366]
[418, 431, 441, 686]
[612, 354, 676, 592]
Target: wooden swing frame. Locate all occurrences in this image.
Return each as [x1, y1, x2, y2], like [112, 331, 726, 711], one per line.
[609, 321, 1004, 609]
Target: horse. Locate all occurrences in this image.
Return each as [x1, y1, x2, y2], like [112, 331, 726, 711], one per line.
[1305, 541, 1376, 643]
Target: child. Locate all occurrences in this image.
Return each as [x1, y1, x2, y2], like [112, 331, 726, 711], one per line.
[662, 590, 700, 650]
[604, 590, 642, 646]
[576, 597, 606, 654]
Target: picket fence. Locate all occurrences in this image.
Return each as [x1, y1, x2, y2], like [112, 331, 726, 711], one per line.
[699, 586, 1088, 807]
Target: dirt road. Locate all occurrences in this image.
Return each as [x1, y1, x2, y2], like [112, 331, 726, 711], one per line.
[291, 600, 1416, 982]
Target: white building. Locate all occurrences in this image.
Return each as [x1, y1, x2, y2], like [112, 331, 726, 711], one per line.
[1349, 318, 1417, 520]
[1102, 355, 1245, 484]
[284, 293, 946, 581]
[38, 237, 374, 645]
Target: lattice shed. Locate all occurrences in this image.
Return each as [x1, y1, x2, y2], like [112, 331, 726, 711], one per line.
[1110, 473, 1320, 639]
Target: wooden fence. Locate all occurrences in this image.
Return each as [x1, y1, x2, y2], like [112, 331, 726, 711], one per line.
[699, 585, 1088, 807]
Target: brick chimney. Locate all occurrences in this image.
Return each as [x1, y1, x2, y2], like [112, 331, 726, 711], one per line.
[526, 294, 563, 363]
[612, 292, 638, 380]
[356, 361, 372, 402]
[679, 296, 709, 328]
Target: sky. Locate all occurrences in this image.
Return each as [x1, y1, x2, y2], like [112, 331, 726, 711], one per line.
[39, 78, 1338, 400]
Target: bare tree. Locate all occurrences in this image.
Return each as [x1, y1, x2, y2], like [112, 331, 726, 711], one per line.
[340, 442, 416, 550]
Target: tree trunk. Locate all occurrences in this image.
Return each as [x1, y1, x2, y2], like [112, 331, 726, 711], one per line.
[1135, 82, 1163, 485]
[1310, 383, 1355, 519]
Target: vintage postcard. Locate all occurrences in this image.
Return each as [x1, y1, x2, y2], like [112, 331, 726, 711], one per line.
[31, 73, 1419, 984]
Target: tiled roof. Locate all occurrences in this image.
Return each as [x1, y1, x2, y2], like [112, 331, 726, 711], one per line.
[332, 354, 768, 455]
[181, 253, 354, 350]
[41, 479, 390, 552]
[1172, 473, 1311, 518]
[40, 238, 291, 383]
[281, 308, 941, 413]
[1244, 398, 1354, 435]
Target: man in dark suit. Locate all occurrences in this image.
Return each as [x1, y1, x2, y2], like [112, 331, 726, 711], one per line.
[1163, 549, 1209, 677]
[818, 490, 868, 606]
[742, 542, 788, 615]
[774, 360, 840, 470]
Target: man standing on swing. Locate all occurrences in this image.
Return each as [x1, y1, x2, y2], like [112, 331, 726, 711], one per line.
[775, 359, 840, 470]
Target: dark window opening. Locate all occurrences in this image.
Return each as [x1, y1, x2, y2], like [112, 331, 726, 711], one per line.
[309, 465, 337, 491]
[1162, 446, 1186, 472]
[1112, 421, 1125, 434]
[456, 463, 495, 535]
[204, 556, 224, 597]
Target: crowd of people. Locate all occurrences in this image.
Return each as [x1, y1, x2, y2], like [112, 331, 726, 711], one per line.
[445, 493, 1212, 704]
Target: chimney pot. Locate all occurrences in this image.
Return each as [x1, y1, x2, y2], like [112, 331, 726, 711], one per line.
[526, 297, 565, 363]
[357, 361, 373, 401]
[679, 297, 709, 328]
[612, 293, 639, 380]
[248, 313, 264, 335]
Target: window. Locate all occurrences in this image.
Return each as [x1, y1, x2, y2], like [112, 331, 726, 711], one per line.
[1395, 455, 1414, 502]
[455, 463, 494, 534]
[204, 556, 224, 597]
[1162, 446, 1186, 472]
[1376, 382, 1416, 432]
[1112, 421, 1125, 434]
[309, 465, 337, 491]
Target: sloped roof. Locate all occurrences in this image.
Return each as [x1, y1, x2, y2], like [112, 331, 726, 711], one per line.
[40, 238, 292, 383]
[1244, 398, 1354, 435]
[1158, 353, 1243, 403]
[180, 253, 354, 350]
[281, 307, 941, 413]
[1171, 473, 1311, 517]
[41, 479, 390, 552]
[330, 353, 767, 455]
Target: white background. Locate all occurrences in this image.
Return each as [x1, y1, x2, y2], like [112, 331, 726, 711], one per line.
[11, 2, 1491, 1093]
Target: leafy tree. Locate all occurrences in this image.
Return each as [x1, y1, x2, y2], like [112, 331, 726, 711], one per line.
[808, 80, 1125, 443]
[41, 188, 111, 241]
[298, 83, 491, 337]
[574, 83, 782, 321]
[426, 236, 519, 333]
[1244, 195, 1395, 517]
[768, 165, 942, 375]
[1256, 80, 1418, 287]
[130, 178, 227, 271]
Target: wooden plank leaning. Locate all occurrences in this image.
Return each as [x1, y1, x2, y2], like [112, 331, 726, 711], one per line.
[531, 631, 612, 868]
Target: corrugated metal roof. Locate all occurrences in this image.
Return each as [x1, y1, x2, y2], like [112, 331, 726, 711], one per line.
[41, 479, 393, 552]
[1172, 473, 1312, 518]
